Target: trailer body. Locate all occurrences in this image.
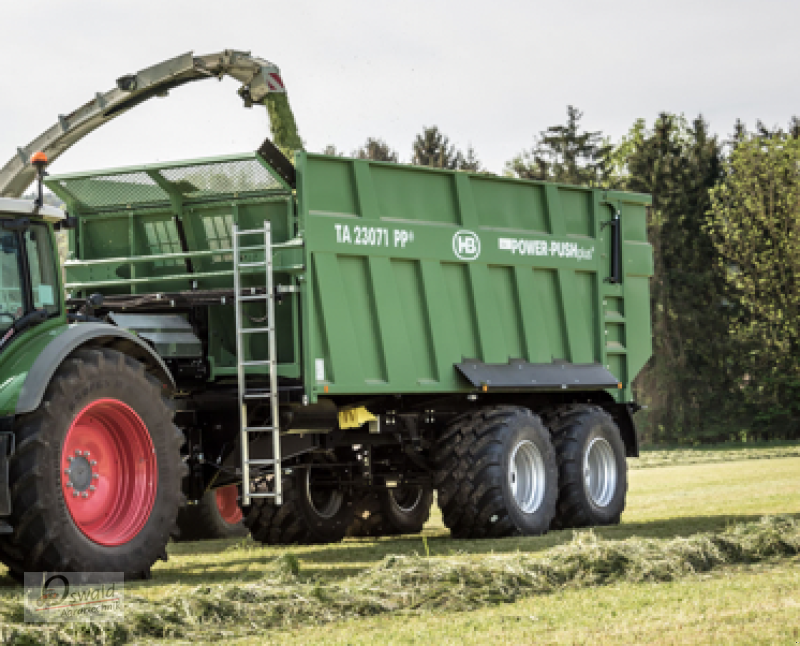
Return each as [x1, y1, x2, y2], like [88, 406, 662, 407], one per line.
[48, 151, 652, 407]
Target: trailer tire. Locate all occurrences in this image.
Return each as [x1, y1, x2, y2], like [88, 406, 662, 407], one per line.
[434, 406, 558, 539]
[548, 405, 627, 529]
[347, 486, 433, 537]
[175, 485, 248, 541]
[0, 348, 185, 580]
[245, 453, 354, 545]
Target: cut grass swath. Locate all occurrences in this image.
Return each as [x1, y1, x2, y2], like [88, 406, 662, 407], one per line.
[2, 515, 798, 644]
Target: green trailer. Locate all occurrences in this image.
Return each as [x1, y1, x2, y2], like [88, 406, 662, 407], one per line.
[0, 53, 653, 579]
[44, 142, 652, 547]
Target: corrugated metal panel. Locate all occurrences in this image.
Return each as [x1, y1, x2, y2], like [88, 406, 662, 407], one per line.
[298, 153, 653, 402]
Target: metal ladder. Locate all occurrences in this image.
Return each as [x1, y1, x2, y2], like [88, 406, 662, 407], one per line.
[233, 221, 282, 506]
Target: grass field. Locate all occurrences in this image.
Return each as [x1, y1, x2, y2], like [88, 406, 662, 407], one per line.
[1, 442, 799, 644]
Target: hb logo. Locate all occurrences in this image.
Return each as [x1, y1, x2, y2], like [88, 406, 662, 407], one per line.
[452, 230, 481, 261]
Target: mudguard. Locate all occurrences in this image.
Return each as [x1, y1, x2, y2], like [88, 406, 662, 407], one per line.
[606, 402, 640, 458]
[15, 322, 175, 415]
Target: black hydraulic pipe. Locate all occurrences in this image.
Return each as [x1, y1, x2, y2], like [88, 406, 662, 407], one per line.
[607, 209, 622, 284]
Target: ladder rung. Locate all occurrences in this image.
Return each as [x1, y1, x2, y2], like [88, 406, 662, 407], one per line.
[238, 245, 266, 252]
[247, 459, 278, 466]
[239, 327, 272, 334]
[239, 261, 267, 268]
[239, 294, 269, 301]
[244, 392, 273, 399]
[241, 360, 272, 367]
[248, 492, 279, 498]
[244, 426, 276, 432]
[236, 228, 268, 236]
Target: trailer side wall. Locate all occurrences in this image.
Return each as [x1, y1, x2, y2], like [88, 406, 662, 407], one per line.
[297, 153, 653, 403]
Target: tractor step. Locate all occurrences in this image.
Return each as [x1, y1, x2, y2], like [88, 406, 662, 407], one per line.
[0, 520, 12, 535]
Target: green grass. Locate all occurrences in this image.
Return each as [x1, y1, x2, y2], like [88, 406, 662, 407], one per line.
[1, 444, 800, 643]
[635, 439, 800, 469]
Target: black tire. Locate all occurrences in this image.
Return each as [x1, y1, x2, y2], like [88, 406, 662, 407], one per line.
[434, 406, 558, 539]
[548, 405, 628, 529]
[174, 486, 248, 541]
[0, 537, 26, 582]
[346, 486, 433, 537]
[244, 453, 354, 545]
[0, 348, 185, 580]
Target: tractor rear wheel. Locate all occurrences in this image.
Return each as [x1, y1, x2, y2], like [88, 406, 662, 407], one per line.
[175, 485, 248, 541]
[347, 485, 433, 537]
[245, 453, 354, 545]
[548, 405, 628, 529]
[0, 348, 185, 580]
[435, 406, 558, 539]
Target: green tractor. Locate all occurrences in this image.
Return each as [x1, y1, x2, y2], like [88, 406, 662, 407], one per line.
[0, 51, 653, 580]
[0, 185, 185, 578]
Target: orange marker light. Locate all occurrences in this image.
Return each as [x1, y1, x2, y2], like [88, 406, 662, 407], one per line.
[324, 385, 329, 393]
[30, 151, 48, 166]
[482, 385, 488, 392]
[618, 383, 623, 389]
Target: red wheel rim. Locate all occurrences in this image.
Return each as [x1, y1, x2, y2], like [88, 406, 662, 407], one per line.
[215, 485, 243, 525]
[61, 399, 157, 546]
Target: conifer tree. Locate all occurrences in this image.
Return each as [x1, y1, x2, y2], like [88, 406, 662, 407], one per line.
[411, 126, 460, 169]
[321, 145, 344, 157]
[353, 138, 399, 162]
[456, 145, 482, 172]
[505, 106, 612, 186]
[624, 114, 730, 442]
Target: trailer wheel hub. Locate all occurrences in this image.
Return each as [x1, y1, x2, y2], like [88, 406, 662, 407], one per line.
[508, 439, 546, 514]
[389, 486, 424, 513]
[61, 399, 158, 546]
[584, 437, 617, 508]
[306, 469, 343, 520]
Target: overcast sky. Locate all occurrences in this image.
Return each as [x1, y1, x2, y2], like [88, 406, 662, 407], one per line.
[1, 0, 797, 183]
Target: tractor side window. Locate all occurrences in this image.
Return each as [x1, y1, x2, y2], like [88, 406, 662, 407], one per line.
[24, 224, 60, 317]
[0, 231, 24, 329]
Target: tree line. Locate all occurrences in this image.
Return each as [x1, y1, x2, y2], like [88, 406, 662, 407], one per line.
[330, 111, 800, 445]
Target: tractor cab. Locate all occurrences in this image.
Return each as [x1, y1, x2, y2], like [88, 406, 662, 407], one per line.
[0, 197, 64, 348]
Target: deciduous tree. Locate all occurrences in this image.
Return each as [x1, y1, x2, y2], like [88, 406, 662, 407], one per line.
[707, 132, 800, 438]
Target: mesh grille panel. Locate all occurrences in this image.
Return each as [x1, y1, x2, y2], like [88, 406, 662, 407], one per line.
[57, 172, 168, 209]
[159, 159, 281, 199]
[52, 156, 285, 211]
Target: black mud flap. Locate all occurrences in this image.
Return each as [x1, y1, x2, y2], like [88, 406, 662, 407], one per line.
[456, 359, 621, 391]
[0, 431, 13, 520]
[605, 402, 641, 458]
